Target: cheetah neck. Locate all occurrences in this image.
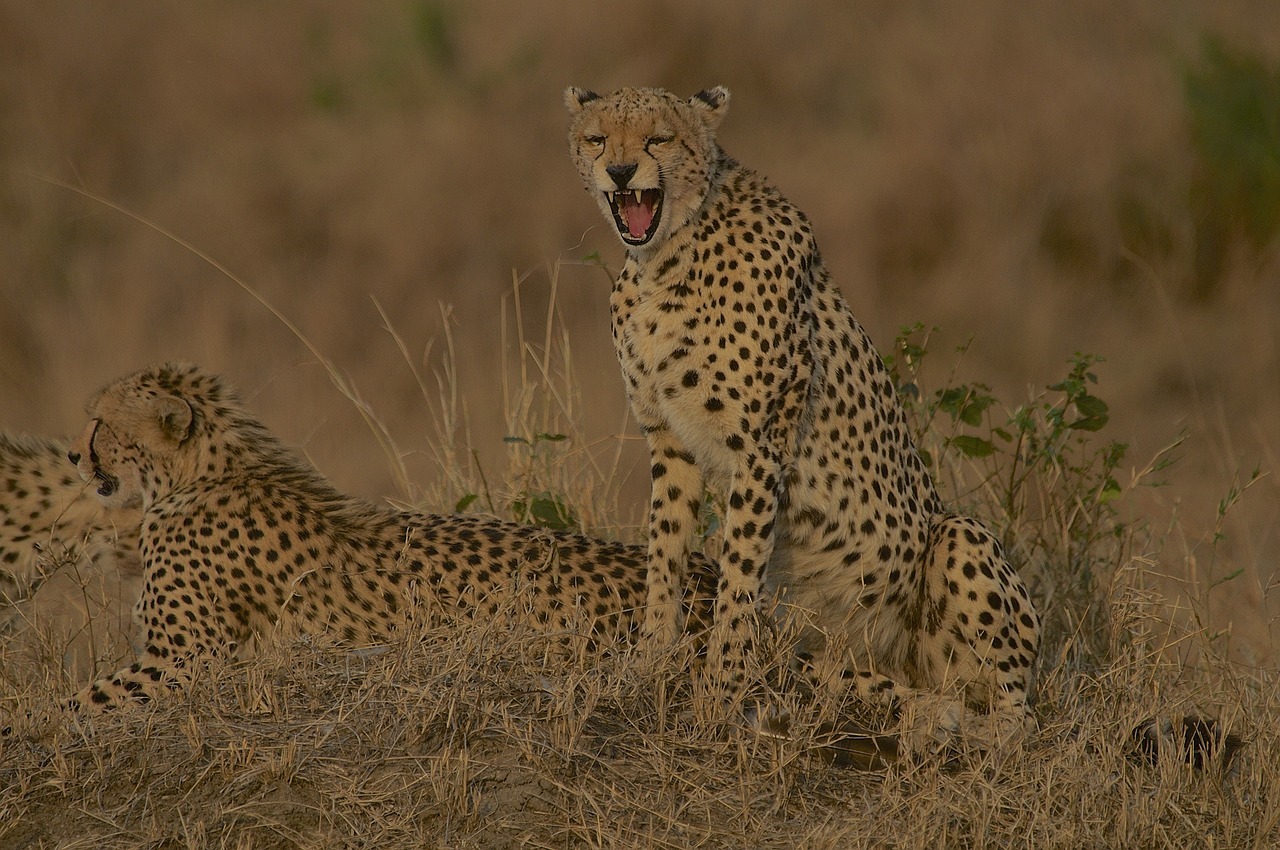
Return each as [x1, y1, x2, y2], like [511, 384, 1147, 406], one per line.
[144, 424, 385, 535]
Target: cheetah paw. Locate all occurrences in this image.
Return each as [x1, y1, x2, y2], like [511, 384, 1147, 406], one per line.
[897, 693, 965, 760]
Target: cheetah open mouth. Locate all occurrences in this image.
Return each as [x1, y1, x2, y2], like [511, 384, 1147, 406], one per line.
[606, 188, 663, 245]
[91, 469, 119, 498]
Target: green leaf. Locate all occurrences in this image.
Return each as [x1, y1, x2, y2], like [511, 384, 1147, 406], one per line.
[511, 492, 577, 531]
[1074, 394, 1109, 419]
[455, 493, 478, 512]
[949, 436, 995, 458]
[1069, 411, 1109, 432]
[938, 387, 969, 410]
[1210, 568, 1244, 589]
[935, 385, 995, 425]
[960, 395, 996, 426]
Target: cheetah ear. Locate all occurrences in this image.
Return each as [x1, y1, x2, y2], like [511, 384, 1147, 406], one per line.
[152, 395, 194, 443]
[565, 86, 600, 114]
[689, 86, 730, 129]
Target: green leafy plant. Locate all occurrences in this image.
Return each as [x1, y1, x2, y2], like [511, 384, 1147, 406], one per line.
[503, 431, 578, 531]
[885, 324, 1165, 663]
[1183, 35, 1280, 297]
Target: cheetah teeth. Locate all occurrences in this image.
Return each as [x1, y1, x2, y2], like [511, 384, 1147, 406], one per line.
[606, 187, 662, 243]
[607, 189, 653, 201]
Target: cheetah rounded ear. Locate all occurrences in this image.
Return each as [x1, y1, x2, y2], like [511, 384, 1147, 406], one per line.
[152, 395, 194, 443]
[565, 86, 600, 114]
[689, 86, 730, 128]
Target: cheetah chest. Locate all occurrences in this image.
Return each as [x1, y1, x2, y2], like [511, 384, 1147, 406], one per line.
[610, 257, 742, 484]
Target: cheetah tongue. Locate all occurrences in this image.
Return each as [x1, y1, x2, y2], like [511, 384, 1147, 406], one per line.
[617, 190, 658, 239]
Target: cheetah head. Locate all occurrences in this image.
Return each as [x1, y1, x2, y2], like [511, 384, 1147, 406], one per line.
[565, 85, 729, 252]
[69, 363, 215, 510]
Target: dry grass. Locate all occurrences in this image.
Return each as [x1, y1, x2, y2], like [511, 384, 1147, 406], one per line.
[3, 274, 1277, 848]
[1, 586, 1276, 848]
[1, 1, 1278, 847]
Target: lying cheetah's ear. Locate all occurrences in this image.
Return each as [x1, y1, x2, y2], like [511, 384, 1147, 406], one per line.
[565, 87, 600, 114]
[689, 87, 730, 129]
[152, 395, 194, 443]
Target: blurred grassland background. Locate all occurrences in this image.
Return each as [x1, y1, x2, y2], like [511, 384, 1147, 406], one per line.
[0, 0, 1277, 670]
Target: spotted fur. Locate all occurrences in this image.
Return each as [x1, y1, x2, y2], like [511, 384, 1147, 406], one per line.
[566, 86, 1040, 742]
[0, 433, 140, 623]
[65, 363, 715, 712]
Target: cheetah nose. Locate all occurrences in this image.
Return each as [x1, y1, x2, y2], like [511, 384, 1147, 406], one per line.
[606, 162, 638, 190]
[67, 450, 80, 465]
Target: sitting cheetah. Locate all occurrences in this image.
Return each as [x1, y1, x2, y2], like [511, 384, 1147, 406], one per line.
[63, 362, 716, 712]
[566, 86, 1040, 743]
[1, 434, 142, 674]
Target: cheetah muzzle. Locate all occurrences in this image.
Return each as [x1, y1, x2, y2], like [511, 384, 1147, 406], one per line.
[67, 429, 119, 499]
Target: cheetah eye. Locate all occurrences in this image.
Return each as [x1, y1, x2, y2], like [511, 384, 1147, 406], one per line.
[646, 135, 674, 148]
[584, 135, 606, 147]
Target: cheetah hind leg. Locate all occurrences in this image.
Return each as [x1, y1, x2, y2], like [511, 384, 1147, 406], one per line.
[738, 615, 959, 767]
[747, 661, 945, 769]
[915, 514, 1041, 750]
[796, 650, 969, 763]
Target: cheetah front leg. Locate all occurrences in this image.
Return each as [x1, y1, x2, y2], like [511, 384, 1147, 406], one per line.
[68, 650, 190, 713]
[706, 447, 783, 702]
[69, 580, 242, 713]
[639, 424, 705, 647]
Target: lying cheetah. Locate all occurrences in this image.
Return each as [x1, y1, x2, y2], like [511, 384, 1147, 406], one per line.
[566, 86, 1040, 742]
[64, 362, 715, 712]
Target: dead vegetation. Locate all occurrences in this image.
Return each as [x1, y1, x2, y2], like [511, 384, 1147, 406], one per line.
[3, 271, 1276, 848]
[1, 1, 1278, 847]
[1, 583, 1274, 849]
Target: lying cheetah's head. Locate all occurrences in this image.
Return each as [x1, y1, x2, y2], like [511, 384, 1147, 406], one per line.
[69, 362, 227, 509]
[565, 86, 729, 253]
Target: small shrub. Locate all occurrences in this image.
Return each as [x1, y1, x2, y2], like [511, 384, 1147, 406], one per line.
[1183, 35, 1280, 297]
[885, 324, 1162, 665]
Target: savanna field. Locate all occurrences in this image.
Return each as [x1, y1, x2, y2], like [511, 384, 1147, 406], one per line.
[1, 2, 1278, 847]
